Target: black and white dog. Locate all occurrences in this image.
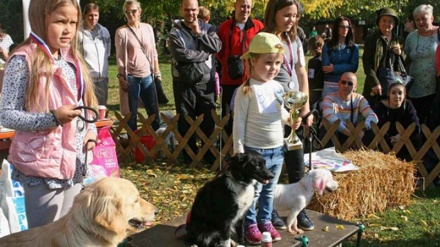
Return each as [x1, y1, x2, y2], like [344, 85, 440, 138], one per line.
[183, 151, 274, 247]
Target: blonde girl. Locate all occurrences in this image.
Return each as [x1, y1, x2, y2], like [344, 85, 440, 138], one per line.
[233, 32, 300, 244]
[0, 0, 97, 228]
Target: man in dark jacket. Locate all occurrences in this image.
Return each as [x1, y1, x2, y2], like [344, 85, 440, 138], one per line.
[169, 0, 222, 163]
[216, 0, 264, 135]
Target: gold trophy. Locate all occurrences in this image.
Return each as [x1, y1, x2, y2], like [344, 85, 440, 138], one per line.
[283, 91, 308, 150]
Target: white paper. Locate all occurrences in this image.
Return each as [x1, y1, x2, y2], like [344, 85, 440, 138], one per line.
[304, 147, 359, 172]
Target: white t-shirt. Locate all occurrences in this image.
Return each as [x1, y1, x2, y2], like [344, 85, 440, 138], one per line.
[233, 79, 289, 153]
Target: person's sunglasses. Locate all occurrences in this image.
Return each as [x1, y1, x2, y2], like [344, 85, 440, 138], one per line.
[340, 80, 354, 86]
[125, 9, 138, 15]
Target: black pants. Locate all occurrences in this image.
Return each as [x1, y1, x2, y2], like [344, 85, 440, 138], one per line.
[173, 79, 216, 162]
[409, 94, 435, 124]
[284, 126, 305, 183]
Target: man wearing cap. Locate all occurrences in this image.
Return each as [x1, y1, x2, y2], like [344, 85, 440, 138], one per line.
[362, 7, 403, 107]
[169, 0, 222, 163]
[216, 0, 264, 135]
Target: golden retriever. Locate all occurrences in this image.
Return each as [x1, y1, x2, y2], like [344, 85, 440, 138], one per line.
[0, 177, 158, 247]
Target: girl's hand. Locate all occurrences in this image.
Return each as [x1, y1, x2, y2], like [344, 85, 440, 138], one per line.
[301, 113, 314, 127]
[291, 117, 302, 130]
[84, 131, 98, 151]
[322, 64, 334, 73]
[53, 105, 81, 124]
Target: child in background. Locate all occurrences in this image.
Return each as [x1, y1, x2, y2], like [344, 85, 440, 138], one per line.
[0, 0, 98, 228]
[307, 35, 325, 108]
[233, 32, 301, 244]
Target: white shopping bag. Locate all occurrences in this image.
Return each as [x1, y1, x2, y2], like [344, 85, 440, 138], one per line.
[0, 160, 27, 233]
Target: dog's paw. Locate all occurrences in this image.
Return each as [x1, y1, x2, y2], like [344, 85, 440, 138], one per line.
[288, 227, 304, 235]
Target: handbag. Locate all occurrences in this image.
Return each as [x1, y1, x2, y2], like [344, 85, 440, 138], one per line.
[377, 54, 413, 96]
[127, 25, 169, 104]
[394, 55, 414, 92]
[227, 55, 244, 79]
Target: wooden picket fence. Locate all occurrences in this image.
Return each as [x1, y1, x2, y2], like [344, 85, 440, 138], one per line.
[107, 110, 440, 189]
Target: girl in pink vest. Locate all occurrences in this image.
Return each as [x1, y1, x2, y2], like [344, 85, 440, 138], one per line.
[0, 0, 98, 228]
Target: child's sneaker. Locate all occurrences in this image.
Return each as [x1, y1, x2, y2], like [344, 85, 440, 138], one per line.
[258, 222, 281, 241]
[244, 223, 262, 245]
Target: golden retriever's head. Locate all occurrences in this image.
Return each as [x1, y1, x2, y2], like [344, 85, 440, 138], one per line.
[73, 177, 158, 241]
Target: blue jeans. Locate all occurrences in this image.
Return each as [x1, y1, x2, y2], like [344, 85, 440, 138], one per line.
[244, 145, 284, 225]
[127, 75, 160, 131]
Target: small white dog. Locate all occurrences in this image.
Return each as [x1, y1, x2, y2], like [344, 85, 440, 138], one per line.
[273, 168, 339, 234]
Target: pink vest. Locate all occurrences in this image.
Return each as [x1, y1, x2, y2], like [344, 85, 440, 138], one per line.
[8, 44, 79, 179]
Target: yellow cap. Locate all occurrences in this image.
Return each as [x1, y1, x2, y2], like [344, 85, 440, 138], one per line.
[240, 32, 284, 59]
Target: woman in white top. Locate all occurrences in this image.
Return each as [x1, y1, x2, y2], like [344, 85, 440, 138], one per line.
[404, 4, 439, 123]
[263, 0, 314, 232]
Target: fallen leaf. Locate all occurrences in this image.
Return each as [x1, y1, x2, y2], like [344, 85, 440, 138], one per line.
[401, 216, 408, 221]
[421, 220, 428, 227]
[368, 214, 381, 219]
[369, 223, 381, 227]
[322, 226, 329, 232]
[380, 226, 399, 231]
[335, 224, 345, 230]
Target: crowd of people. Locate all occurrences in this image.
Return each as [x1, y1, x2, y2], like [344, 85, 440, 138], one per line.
[0, 0, 439, 245]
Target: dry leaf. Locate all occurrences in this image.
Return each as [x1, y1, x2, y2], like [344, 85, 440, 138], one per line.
[368, 214, 381, 219]
[401, 216, 408, 221]
[322, 226, 329, 232]
[335, 224, 345, 230]
[421, 220, 428, 227]
[369, 223, 381, 227]
[380, 226, 399, 231]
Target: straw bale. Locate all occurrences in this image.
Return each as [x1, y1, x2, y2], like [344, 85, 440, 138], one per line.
[308, 149, 416, 221]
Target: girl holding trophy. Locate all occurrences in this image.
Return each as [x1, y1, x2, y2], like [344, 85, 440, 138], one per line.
[233, 32, 301, 244]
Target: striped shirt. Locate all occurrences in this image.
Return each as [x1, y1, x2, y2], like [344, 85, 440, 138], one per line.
[322, 91, 378, 133]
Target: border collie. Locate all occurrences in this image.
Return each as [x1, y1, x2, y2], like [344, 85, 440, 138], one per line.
[183, 151, 274, 247]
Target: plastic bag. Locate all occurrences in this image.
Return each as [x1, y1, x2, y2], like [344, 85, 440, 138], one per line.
[90, 126, 120, 177]
[0, 160, 27, 234]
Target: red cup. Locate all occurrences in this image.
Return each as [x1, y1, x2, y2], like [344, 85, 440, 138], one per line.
[98, 105, 106, 120]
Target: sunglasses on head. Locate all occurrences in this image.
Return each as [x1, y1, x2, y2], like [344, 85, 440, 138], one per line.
[340, 80, 354, 86]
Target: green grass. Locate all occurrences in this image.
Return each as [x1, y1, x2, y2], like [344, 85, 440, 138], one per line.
[109, 48, 440, 246]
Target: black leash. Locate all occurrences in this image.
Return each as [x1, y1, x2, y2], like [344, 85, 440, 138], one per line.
[302, 109, 323, 170]
[74, 106, 98, 123]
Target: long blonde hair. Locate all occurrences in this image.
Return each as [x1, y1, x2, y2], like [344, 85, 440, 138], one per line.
[17, 0, 97, 112]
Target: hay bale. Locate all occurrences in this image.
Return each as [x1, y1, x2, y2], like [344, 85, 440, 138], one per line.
[308, 149, 416, 221]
